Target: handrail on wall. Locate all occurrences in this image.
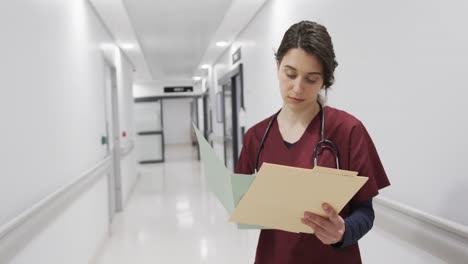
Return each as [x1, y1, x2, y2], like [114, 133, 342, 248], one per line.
[375, 196, 468, 240]
[0, 156, 112, 241]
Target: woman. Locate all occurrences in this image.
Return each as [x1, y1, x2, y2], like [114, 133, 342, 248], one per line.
[235, 21, 390, 263]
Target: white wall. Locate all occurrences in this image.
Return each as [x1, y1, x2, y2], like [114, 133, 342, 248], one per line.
[121, 152, 138, 205]
[163, 98, 193, 145]
[210, 0, 468, 262]
[0, 0, 137, 263]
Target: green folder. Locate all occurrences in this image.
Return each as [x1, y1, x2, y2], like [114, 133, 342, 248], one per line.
[193, 125, 262, 230]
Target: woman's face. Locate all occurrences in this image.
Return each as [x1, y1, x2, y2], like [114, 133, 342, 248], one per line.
[277, 48, 324, 111]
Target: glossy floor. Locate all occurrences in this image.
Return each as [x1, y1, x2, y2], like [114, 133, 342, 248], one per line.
[94, 144, 445, 264]
[95, 144, 259, 264]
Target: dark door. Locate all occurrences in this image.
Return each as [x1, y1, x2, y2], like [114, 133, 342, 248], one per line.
[220, 64, 244, 170]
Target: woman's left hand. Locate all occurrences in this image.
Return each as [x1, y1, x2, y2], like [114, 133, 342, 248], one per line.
[301, 203, 345, 245]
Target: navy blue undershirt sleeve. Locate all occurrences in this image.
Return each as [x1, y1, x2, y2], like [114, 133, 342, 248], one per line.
[331, 199, 375, 248]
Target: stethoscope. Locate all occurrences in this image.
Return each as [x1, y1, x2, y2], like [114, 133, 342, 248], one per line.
[254, 102, 340, 173]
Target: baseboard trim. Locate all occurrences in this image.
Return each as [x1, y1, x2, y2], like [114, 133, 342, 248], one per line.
[374, 199, 468, 263]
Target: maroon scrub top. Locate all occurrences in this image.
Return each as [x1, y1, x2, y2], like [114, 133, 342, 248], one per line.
[235, 106, 390, 264]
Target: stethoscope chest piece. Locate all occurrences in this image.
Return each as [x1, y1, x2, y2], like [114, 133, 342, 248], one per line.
[254, 103, 340, 173]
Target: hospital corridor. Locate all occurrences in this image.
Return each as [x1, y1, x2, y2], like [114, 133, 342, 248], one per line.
[94, 144, 259, 263]
[1, 0, 468, 263]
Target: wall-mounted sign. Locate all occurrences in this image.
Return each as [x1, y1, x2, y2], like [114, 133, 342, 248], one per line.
[164, 86, 193, 93]
[232, 47, 241, 64]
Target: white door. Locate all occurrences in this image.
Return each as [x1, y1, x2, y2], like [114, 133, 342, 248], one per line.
[134, 99, 164, 163]
[104, 63, 123, 226]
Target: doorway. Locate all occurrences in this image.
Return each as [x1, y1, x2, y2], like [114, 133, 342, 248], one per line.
[134, 98, 165, 164]
[219, 64, 244, 171]
[103, 62, 123, 225]
[134, 94, 208, 164]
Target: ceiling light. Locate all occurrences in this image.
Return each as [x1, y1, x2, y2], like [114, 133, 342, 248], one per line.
[99, 43, 116, 51]
[201, 64, 210, 69]
[120, 43, 136, 50]
[193, 76, 202, 81]
[216, 41, 229, 47]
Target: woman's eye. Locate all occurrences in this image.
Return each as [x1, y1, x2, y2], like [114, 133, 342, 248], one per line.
[307, 79, 318, 84]
[286, 74, 297, 79]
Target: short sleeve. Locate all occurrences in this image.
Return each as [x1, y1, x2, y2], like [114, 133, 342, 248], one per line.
[235, 128, 256, 174]
[349, 122, 390, 204]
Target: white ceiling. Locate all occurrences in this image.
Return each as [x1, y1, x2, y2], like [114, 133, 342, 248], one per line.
[122, 0, 232, 80]
[90, 0, 269, 83]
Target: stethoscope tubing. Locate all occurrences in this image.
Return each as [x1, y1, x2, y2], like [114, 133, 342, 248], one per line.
[254, 103, 340, 173]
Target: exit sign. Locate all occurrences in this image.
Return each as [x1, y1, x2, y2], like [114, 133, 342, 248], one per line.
[164, 86, 193, 93]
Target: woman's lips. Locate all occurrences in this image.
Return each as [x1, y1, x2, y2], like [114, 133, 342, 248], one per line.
[288, 96, 305, 103]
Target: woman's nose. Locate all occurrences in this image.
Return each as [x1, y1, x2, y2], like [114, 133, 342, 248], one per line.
[292, 78, 304, 93]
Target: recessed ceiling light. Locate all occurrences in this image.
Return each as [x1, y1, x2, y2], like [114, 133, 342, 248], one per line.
[120, 43, 136, 50]
[201, 64, 210, 69]
[100, 43, 116, 51]
[193, 76, 202, 81]
[216, 41, 229, 47]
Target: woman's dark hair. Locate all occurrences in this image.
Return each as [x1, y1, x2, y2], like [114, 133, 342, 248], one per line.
[275, 21, 338, 89]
